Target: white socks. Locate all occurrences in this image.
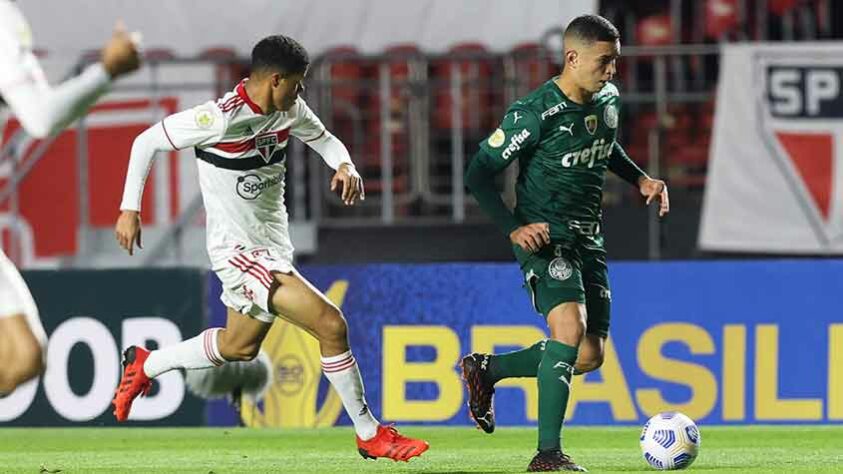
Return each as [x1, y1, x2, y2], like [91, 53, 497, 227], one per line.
[321, 350, 379, 440]
[144, 328, 224, 378]
[143, 333, 379, 440]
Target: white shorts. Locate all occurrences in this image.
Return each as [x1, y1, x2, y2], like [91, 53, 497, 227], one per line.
[0, 250, 47, 349]
[213, 246, 294, 324]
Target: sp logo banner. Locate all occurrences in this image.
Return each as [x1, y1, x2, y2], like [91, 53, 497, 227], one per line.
[760, 56, 843, 245]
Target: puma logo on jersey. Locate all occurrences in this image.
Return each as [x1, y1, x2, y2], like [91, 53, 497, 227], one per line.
[560, 138, 614, 168]
[512, 111, 523, 124]
[559, 123, 574, 136]
[501, 129, 531, 160]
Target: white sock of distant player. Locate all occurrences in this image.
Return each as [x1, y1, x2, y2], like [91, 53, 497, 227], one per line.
[185, 351, 273, 401]
[144, 328, 225, 378]
[321, 351, 379, 440]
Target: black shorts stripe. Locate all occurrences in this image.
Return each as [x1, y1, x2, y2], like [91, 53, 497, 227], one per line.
[195, 148, 286, 171]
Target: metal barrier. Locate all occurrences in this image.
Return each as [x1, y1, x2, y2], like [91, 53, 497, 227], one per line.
[305, 45, 721, 241]
[1, 45, 721, 266]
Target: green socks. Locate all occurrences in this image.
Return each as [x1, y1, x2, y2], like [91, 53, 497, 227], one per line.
[484, 338, 579, 451]
[486, 340, 546, 383]
[537, 339, 578, 451]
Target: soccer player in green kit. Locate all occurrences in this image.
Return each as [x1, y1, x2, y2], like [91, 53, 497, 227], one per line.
[461, 14, 669, 472]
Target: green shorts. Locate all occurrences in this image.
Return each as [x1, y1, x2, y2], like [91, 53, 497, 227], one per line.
[513, 239, 611, 338]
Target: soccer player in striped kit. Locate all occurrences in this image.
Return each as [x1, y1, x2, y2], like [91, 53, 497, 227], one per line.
[114, 34, 428, 462]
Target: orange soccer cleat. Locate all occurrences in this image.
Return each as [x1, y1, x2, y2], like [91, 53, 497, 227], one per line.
[112, 346, 152, 422]
[356, 424, 429, 462]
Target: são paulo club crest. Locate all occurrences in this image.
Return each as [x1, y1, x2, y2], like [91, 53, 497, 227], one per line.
[255, 132, 279, 163]
[757, 51, 843, 244]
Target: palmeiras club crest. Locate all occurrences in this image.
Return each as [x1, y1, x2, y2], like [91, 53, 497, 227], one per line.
[757, 52, 843, 245]
[585, 114, 598, 135]
[255, 132, 279, 163]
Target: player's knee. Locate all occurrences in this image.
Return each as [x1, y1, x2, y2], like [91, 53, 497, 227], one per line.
[17, 344, 44, 383]
[548, 319, 586, 346]
[575, 353, 604, 374]
[316, 306, 348, 344]
[0, 342, 44, 392]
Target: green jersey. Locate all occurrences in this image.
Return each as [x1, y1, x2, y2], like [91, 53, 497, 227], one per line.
[477, 79, 625, 240]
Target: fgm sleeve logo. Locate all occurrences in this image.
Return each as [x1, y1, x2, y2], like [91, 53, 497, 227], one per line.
[761, 57, 843, 244]
[256, 133, 279, 163]
[541, 101, 567, 120]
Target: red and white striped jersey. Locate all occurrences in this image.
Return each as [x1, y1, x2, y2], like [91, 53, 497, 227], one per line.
[158, 79, 328, 264]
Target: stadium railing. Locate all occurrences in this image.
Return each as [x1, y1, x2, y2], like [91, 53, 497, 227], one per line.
[0, 44, 721, 267]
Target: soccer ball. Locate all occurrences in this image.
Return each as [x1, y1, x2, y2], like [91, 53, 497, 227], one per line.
[639, 411, 700, 470]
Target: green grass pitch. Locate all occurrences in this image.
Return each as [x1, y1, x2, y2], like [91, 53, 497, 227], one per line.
[1, 426, 840, 473]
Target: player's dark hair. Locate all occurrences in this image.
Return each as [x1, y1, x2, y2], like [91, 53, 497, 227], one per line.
[251, 35, 309, 76]
[564, 14, 620, 44]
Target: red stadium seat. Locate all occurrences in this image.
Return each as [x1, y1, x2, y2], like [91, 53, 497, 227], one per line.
[769, 0, 801, 15]
[322, 46, 366, 106]
[143, 48, 176, 62]
[199, 47, 243, 95]
[705, 0, 740, 40]
[358, 44, 421, 198]
[636, 14, 674, 47]
[198, 47, 237, 60]
[431, 42, 494, 131]
[507, 42, 555, 95]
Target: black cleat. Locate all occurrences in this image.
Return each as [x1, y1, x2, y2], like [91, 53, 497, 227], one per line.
[527, 450, 587, 472]
[358, 448, 377, 460]
[460, 353, 496, 433]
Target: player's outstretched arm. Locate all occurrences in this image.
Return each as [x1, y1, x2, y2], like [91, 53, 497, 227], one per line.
[329, 162, 364, 206]
[0, 21, 141, 138]
[608, 142, 646, 186]
[294, 100, 364, 206]
[609, 143, 669, 217]
[116, 123, 172, 256]
[305, 133, 363, 206]
[467, 107, 548, 252]
[115, 210, 142, 256]
[465, 150, 549, 253]
[116, 104, 225, 255]
[639, 176, 669, 217]
[465, 150, 522, 234]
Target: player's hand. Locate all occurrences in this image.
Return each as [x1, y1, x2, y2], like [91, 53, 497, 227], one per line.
[115, 210, 143, 256]
[639, 177, 669, 217]
[330, 163, 365, 206]
[510, 223, 550, 253]
[101, 20, 142, 79]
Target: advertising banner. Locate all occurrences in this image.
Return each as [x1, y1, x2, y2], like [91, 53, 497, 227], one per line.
[1, 269, 207, 426]
[208, 260, 843, 427]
